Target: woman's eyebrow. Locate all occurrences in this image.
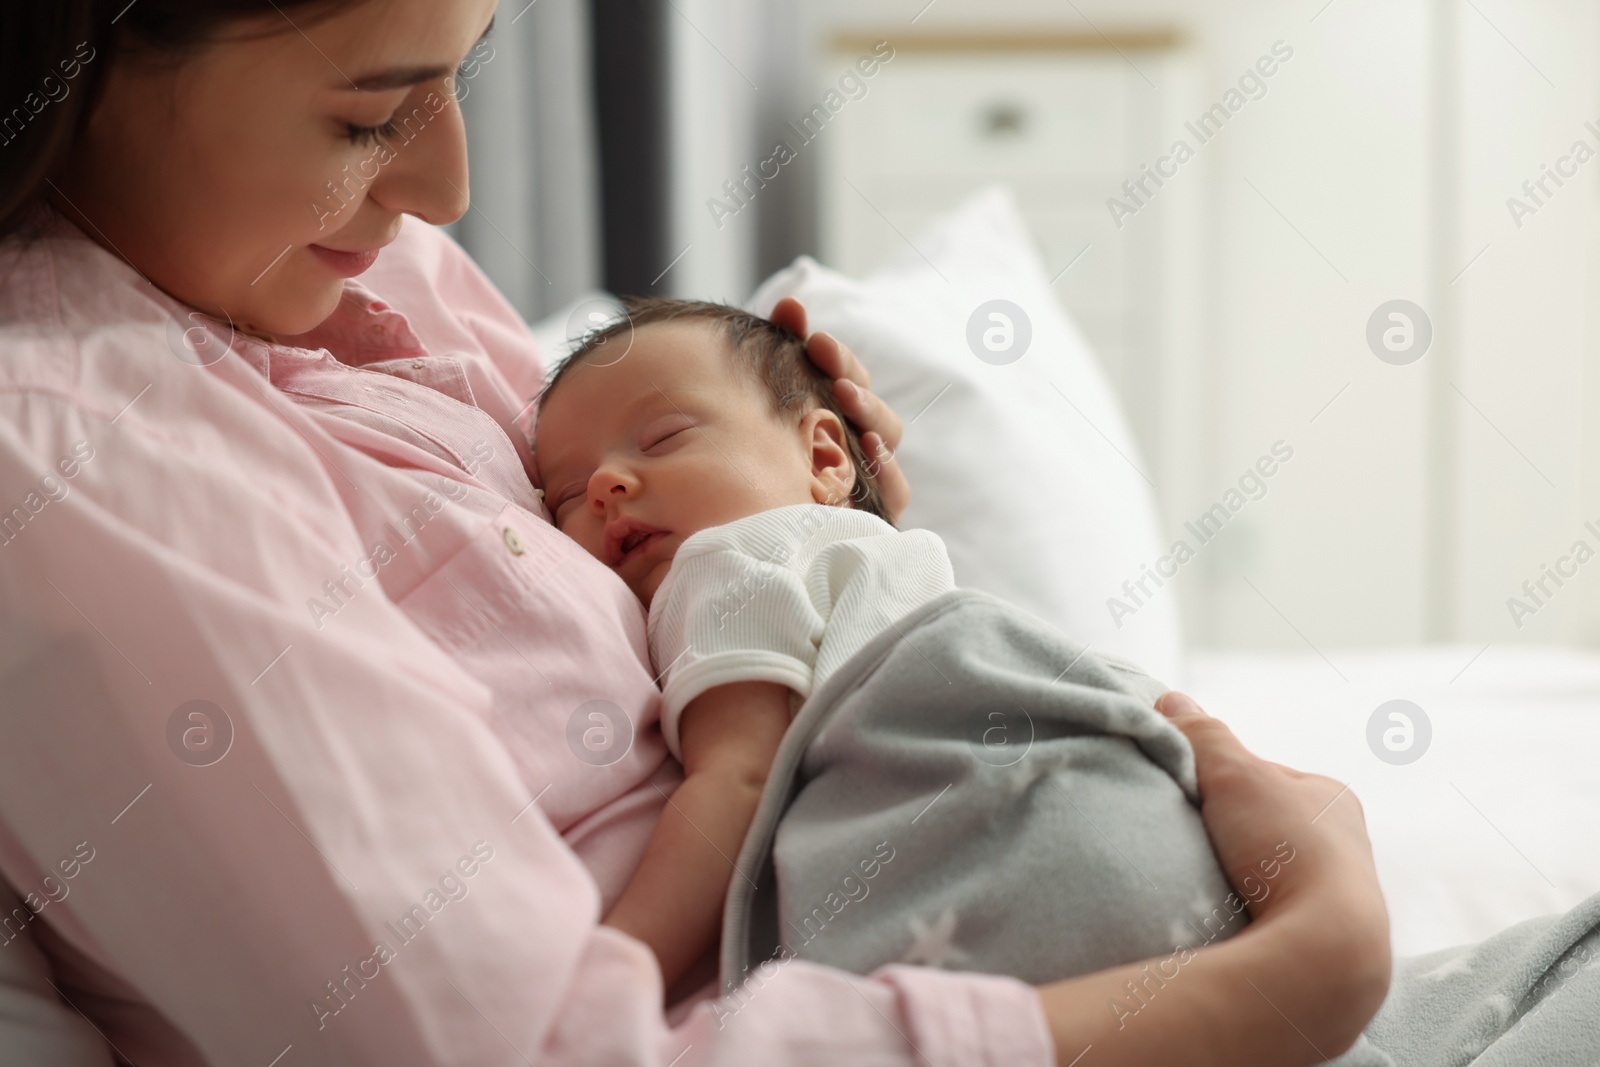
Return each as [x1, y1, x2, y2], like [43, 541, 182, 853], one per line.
[347, 16, 495, 92]
[350, 65, 451, 91]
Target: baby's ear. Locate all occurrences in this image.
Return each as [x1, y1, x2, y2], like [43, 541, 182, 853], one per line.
[800, 408, 856, 508]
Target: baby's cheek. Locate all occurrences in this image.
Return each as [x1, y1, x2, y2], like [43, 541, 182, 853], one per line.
[554, 517, 607, 566]
[639, 559, 673, 606]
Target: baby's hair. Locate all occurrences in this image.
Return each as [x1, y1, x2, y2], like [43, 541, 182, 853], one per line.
[539, 296, 892, 523]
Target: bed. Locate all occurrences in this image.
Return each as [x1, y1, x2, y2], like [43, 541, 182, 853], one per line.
[1185, 644, 1600, 957]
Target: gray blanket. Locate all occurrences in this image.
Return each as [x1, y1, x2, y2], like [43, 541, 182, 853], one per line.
[721, 588, 1246, 988]
[1332, 892, 1600, 1065]
[720, 589, 1600, 1065]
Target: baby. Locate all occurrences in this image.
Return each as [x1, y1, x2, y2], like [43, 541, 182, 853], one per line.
[534, 298, 1246, 996]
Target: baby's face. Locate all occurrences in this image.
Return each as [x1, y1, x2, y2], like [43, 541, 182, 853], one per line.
[534, 320, 825, 606]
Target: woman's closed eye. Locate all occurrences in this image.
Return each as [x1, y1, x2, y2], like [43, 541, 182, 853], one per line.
[345, 118, 400, 147]
[343, 54, 481, 149]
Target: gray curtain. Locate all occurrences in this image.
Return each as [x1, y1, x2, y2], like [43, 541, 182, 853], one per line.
[452, 0, 603, 325]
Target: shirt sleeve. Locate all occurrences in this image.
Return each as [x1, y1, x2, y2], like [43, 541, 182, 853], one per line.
[649, 536, 826, 762]
[0, 385, 1056, 1067]
[0, 878, 114, 1066]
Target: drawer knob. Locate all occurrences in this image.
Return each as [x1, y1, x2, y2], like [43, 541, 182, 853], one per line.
[981, 102, 1028, 138]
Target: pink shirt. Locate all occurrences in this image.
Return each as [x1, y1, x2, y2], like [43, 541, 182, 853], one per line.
[0, 209, 1054, 1066]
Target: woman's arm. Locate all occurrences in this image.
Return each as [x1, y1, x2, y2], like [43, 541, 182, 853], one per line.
[603, 681, 791, 990]
[1034, 692, 1393, 1067]
[1038, 892, 1386, 1066]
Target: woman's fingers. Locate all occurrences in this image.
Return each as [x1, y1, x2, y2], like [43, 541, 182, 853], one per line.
[774, 297, 912, 520]
[1155, 691, 1255, 796]
[829, 370, 910, 516]
[1157, 690, 1352, 817]
[834, 374, 904, 445]
[775, 297, 902, 446]
[1153, 690, 1385, 936]
[775, 297, 875, 391]
[1156, 692, 1319, 784]
[1154, 690, 1204, 718]
[811, 328, 874, 394]
[861, 430, 911, 519]
[769, 296, 809, 341]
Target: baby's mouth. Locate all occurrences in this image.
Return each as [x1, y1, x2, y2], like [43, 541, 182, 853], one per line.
[605, 518, 669, 568]
[621, 529, 655, 556]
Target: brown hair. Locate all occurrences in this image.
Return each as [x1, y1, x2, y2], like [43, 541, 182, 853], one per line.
[0, 0, 360, 241]
[540, 297, 893, 523]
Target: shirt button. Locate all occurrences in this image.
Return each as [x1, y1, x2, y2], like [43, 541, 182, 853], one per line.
[412, 359, 426, 370]
[503, 527, 526, 556]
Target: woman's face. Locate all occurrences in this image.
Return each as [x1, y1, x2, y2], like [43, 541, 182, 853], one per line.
[52, 0, 498, 338]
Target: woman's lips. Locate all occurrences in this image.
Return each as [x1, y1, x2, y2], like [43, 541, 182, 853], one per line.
[309, 244, 382, 277]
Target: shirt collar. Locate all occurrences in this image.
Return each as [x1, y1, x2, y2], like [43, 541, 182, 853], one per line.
[225, 278, 428, 382]
[280, 279, 427, 365]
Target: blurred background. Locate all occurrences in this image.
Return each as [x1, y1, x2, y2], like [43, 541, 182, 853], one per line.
[451, 0, 1600, 656]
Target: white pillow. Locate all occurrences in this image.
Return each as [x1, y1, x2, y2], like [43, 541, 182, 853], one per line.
[746, 186, 1183, 682]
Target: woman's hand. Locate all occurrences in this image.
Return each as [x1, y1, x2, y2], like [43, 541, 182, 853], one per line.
[1035, 693, 1392, 1067]
[769, 296, 910, 521]
[1154, 691, 1390, 946]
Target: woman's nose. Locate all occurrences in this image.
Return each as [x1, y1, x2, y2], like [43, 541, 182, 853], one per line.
[368, 83, 472, 226]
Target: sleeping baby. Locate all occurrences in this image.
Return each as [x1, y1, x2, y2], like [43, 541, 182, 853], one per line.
[533, 297, 1250, 998]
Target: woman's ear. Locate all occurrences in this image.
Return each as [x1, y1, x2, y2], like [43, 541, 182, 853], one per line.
[799, 408, 857, 507]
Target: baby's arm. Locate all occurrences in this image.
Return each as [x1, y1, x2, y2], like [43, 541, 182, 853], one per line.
[602, 680, 792, 991]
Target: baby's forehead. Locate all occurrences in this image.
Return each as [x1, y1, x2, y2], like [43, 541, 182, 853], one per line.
[535, 328, 725, 431]
[564, 323, 748, 399]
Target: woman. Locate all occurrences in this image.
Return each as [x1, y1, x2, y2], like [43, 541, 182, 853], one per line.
[0, 2, 1392, 1064]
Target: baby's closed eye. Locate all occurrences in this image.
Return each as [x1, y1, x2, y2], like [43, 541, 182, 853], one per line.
[548, 483, 587, 522]
[640, 414, 695, 451]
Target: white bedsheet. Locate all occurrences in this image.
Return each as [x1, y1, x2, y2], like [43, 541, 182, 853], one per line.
[1180, 644, 1600, 957]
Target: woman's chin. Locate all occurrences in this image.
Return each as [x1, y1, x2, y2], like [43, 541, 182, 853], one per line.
[229, 269, 351, 340]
